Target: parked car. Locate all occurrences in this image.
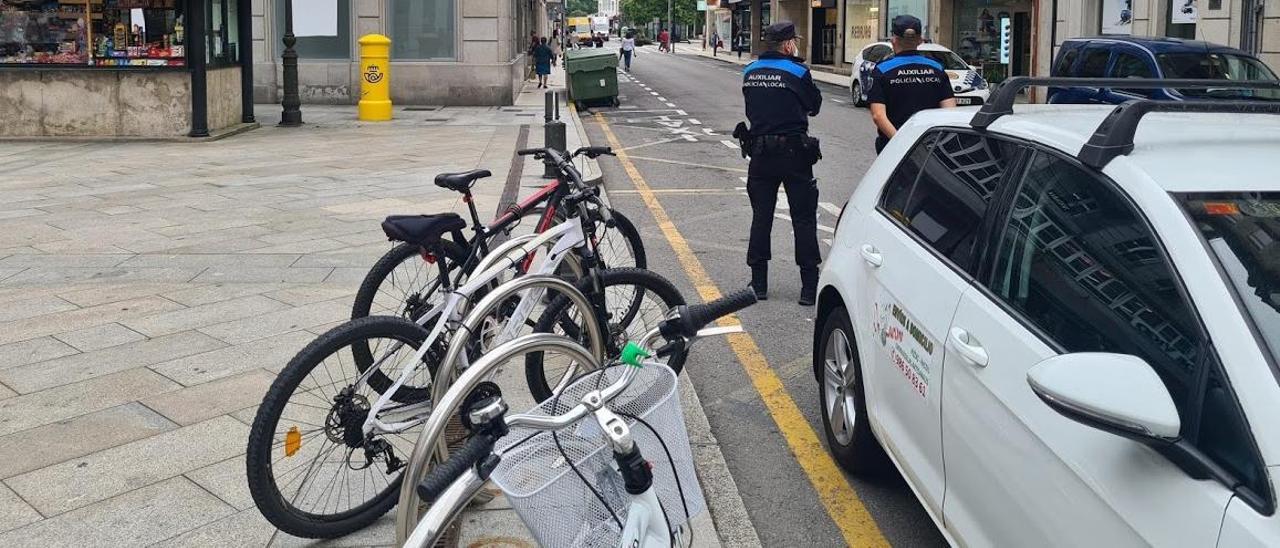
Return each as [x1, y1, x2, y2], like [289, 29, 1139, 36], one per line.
[814, 84, 1280, 545]
[850, 41, 989, 107]
[1049, 36, 1280, 103]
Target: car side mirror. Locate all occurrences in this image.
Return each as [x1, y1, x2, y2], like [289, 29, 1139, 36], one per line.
[1027, 353, 1180, 441]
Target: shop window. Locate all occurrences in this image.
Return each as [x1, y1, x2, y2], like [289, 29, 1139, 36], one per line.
[1, 0, 186, 67]
[208, 0, 239, 64]
[389, 0, 454, 60]
[275, 0, 351, 59]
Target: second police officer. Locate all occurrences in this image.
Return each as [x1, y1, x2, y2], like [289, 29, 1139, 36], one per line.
[867, 15, 956, 154]
[736, 21, 822, 306]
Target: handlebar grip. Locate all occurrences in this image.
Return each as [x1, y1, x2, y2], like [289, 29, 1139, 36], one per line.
[517, 148, 543, 156]
[666, 289, 757, 339]
[416, 432, 496, 503]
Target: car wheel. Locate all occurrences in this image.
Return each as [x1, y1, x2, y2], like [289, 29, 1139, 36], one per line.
[851, 80, 868, 108]
[817, 305, 887, 475]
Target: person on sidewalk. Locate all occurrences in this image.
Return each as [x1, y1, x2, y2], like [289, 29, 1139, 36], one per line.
[711, 29, 721, 56]
[533, 37, 553, 89]
[620, 31, 636, 72]
[737, 21, 823, 305]
[527, 31, 540, 81]
[551, 29, 561, 66]
[868, 15, 956, 154]
[736, 31, 747, 58]
[659, 28, 670, 53]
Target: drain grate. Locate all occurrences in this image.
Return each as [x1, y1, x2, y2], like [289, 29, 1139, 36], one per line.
[404, 106, 441, 111]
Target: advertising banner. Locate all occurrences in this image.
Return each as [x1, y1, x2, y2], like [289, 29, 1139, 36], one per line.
[1101, 0, 1133, 35]
[1171, 0, 1199, 24]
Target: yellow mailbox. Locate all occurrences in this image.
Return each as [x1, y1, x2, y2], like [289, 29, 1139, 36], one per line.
[358, 34, 392, 121]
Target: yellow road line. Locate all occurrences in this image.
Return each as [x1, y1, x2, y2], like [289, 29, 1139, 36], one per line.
[595, 112, 890, 547]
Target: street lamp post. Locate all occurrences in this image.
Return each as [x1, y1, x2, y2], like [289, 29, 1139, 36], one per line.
[279, 0, 303, 126]
[667, 0, 672, 52]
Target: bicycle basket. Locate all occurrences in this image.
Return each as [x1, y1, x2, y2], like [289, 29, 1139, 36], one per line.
[490, 364, 705, 547]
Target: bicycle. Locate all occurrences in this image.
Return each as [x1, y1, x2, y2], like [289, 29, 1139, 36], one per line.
[246, 148, 682, 539]
[352, 146, 645, 323]
[398, 289, 759, 547]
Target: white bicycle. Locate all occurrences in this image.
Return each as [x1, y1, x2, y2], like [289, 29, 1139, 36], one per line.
[398, 289, 759, 547]
[245, 149, 685, 538]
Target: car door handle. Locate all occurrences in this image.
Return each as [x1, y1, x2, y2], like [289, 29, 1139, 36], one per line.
[948, 327, 989, 367]
[860, 244, 882, 267]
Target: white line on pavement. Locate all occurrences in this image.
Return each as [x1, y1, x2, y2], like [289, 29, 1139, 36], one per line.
[665, 103, 677, 107]
[682, 134, 698, 142]
[688, 118, 701, 125]
[833, 99, 847, 104]
[676, 110, 688, 115]
[720, 140, 740, 150]
[775, 213, 836, 234]
[819, 202, 842, 216]
[650, 91, 659, 95]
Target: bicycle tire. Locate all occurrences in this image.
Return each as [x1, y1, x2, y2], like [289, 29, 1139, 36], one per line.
[247, 316, 434, 539]
[524, 268, 686, 402]
[597, 208, 647, 271]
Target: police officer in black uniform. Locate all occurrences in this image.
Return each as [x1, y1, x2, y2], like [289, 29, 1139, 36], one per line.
[737, 21, 822, 306]
[867, 15, 956, 154]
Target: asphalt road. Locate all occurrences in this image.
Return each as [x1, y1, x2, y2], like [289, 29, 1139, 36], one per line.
[577, 46, 948, 547]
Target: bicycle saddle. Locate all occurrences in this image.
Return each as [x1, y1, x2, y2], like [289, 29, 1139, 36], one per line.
[434, 169, 491, 193]
[381, 213, 466, 246]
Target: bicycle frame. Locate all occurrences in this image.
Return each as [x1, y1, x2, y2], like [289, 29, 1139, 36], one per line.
[357, 218, 589, 436]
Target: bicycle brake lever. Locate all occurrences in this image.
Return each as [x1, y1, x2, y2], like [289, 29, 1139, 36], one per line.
[695, 325, 744, 338]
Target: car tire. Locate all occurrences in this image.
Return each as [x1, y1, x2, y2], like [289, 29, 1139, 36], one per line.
[817, 305, 888, 475]
[851, 80, 868, 108]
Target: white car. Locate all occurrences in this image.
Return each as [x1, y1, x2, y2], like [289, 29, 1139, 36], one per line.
[850, 42, 989, 107]
[814, 82, 1280, 545]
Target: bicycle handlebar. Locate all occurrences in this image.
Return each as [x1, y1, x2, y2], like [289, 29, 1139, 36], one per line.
[416, 431, 499, 502]
[660, 289, 757, 340]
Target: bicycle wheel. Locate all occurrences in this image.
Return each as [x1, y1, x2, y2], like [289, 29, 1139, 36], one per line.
[351, 239, 470, 321]
[524, 268, 686, 402]
[247, 316, 434, 539]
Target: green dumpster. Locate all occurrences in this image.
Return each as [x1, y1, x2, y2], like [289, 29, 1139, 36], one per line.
[565, 49, 620, 107]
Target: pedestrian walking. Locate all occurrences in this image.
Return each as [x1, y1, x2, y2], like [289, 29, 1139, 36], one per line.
[533, 37, 553, 88]
[736, 31, 746, 58]
[867, 15, 956, 154]
[735, 21, 823, 305]
[593, 33, 604, 48]
[711, 29, 721, 56]
[527, 31, 539, 80]
[658, 28, 670, 53]
[620, 30, 636, 72]
[551, 29, 561, 66]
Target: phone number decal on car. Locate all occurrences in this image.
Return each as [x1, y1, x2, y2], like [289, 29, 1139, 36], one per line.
[873, 297, 935, 398]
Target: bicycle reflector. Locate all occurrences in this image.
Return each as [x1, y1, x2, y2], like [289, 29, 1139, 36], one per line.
[620, 341, 650, 367]
[285, 426, 301, 457]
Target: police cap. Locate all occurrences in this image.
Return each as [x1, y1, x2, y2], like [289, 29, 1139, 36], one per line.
[763, 21, 801, 42]
[891, 15, 923, 38]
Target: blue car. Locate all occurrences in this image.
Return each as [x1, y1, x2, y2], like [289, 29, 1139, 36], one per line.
[1047, 36, 1280, 103]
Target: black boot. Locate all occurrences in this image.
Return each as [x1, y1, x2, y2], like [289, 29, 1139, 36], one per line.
[750, 264, 768, 301]
[798, 267, 818, 306]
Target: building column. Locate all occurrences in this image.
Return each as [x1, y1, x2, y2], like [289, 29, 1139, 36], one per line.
[239, 0, 256, 123]
[751, 0, 763, 55]
[188, 0, 210, 137]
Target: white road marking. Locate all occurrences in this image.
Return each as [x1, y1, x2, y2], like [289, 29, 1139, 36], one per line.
[665, 102, 677, 107]
[819, 202, 841, 216]
[657, 97, 667, 102]
[738, 177, 748, 184]
[676, 109, 688, 115]
[650, 91, 659, 96]
[823, 238, 833, 246]
[720, 140, 740, 150]
[688, 118, 702, 125]
[682, 134, 698, 142]
[775, 213, 836, 234]
[833, 99, 847, 104]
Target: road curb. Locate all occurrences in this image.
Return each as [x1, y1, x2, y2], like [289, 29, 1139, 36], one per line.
[570, 90, 764, 548]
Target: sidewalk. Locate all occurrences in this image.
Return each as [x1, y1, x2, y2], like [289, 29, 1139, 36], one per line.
[670, 43, 852, 87]
[0, 63, 749, 547]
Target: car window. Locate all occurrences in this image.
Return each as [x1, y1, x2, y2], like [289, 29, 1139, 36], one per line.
[919, 50, 971, 70]
[1110, 51, 1154, 96]
[1078, 47, 1111, 78]
[880, 134, 936, 216]
[1053, 47, 1079, 77]
[880, 131, 1020, 271]
[864, 44, 893, 63]
[987, 151, 1204, 420]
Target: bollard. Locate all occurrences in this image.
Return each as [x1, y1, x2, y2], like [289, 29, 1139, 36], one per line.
[543, 90, 567, 179]
[357, 34, 392, 121]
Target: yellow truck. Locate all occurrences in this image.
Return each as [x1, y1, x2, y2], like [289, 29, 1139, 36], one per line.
[568, 17, 593, 44]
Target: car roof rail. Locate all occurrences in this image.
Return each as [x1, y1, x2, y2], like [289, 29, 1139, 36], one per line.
[1076, 99, 1280, 168]
[968, 76, 1280, 130]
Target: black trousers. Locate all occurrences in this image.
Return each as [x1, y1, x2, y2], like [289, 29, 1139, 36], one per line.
[746, 155, 820, 268]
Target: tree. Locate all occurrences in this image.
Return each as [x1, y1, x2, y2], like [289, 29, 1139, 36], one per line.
[568, 0, 596, 17]
[619, 0, 698, 29]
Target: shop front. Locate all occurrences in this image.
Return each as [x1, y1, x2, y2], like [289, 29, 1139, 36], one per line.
[810, 0, 838, 65]
[730, 0, 769, 54]
[0, 0, 253, 137]
[843, 0, 879, 62]
[950, 0, 1035, 84]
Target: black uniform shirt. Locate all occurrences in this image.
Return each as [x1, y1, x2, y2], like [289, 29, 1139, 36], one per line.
[865, 51, 954, 139]
[742, 51, 822, 136]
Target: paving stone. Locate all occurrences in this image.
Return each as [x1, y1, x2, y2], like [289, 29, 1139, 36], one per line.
[0, 337, 79, 371]
[271, 511, 398, 548]
[142, 369, 276, 426]
[193, 266, 334, 284]
[263, 284, 355, 306]
[0, 476, 234, 546]
[198, 299, 349, 345]
[55, 283, 190, 307]
[0, 402, 176, 479]
[0, 295, 185, 346]
[151, 507, 277, 547]
[185, 456, 253, 510]
[161, 283, 283, 307]
[117, 253, 300, 269]
[0, 385, 14, 401]
[0, 267, 201, 286]
[52, 323, 146, 352]
[455, 507, 532, 548]
[323, 267, 370, 285]
[0, 254, 132, 269]
[149, 331, 316, 386]
[0, 368, 179, 437]
[0, 331, 226, 394]
[0, 294, 78, 324]
[0, 483, 41, 534]
[6, 416, 249, 515]
[243, 238, 353, 255]
[121, 295, 291, 337]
